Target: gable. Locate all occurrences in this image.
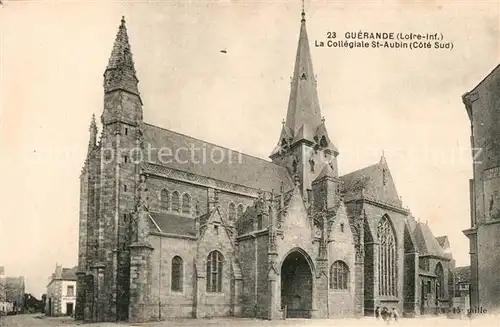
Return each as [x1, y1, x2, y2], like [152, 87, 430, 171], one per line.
[199, 208, 235, 252]
[142, 123, 294, 192]
[329, 203, 354, 248]
[281, 188, 311, 245]
[196, 208, 238, 276]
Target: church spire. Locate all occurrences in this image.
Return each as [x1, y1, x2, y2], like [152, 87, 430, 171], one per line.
[103, 16, 141, 98]
[284, 9, 322, 142]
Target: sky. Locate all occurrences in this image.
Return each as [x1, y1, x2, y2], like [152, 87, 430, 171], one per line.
[0, 0, 499, 297]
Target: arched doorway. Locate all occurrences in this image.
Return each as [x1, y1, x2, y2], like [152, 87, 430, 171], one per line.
[280, 250, 313, 318]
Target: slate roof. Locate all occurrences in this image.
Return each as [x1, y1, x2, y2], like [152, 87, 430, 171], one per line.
[142, 123, 294, 193]
[340, 157, 401, 206]
[50, 266, 77, 282]
[414, 222, 449, 259]
[149, 211, 196, 237]
[406, 215, 418, 233]
[61, 267, 77, 281]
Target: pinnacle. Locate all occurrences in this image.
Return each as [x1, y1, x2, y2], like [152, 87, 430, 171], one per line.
[89, 114, 97, 132]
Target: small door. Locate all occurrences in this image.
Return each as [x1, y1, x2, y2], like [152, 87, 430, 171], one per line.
[66, 303, 74, 316]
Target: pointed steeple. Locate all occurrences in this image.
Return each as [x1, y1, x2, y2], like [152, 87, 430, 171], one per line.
[284, 10, 322, 141]
[103, 16, 141, 98]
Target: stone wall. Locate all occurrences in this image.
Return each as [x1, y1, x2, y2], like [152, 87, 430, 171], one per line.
[236, 236, 257, 317]
[464, 65, 500, 312]
[327, 209, 355, 317]
[148, 235, 196, 318]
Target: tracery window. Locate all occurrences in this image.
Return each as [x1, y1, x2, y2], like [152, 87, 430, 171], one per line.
[160, 189, 169, 211]
[330, 260, 349, 290]
[377, 215, 397, 296]
[435, 262, 445, 299]
[171, 256, 183, 292]
[182, 193, 191, 215]
[228, 202, 236, 221]
[171, 191, 180, 213]
[206, 251, 224, 293]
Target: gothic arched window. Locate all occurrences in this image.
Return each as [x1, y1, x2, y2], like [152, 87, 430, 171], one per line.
[171, 191, 180, 213]
[171, 256, 183, 292]
[237, 204, 245, 219]
[330, 260, 349, 290]
[160, 189, 169, 211]
[377, 215, 397, 296]
[182, 193, 191, 215]
[206, 250, 224, 293]
[228, 202, 236, 221]
[435, 262, 444, 299]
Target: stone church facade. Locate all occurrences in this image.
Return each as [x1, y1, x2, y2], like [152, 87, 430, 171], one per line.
[76, 12, 454, 323]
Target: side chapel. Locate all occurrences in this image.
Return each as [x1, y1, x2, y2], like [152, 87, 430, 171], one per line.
[76, 10, 455, 323]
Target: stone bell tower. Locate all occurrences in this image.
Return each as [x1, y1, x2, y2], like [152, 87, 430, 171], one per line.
[269, 10, 339, 202]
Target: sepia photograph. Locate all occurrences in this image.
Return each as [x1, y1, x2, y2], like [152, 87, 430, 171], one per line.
[1, 0, 499, 326]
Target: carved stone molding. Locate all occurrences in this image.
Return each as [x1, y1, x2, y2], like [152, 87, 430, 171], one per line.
[143, 162, 265, 197]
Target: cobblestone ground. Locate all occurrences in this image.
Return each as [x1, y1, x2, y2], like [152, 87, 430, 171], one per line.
[1, 314, 499, 327]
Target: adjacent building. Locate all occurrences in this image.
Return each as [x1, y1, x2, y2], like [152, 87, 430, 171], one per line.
[46, 265, 77, 316]
[0, 267, 25, 314]
[76, 12, 454, 323]
[463, 64, 500, 313]
[452, 266, 471, 313]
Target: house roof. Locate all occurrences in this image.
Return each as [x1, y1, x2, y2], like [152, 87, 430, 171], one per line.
[149, 211, 196, 237]
[61, 267, 77, 281]
[453, 266, 471, 282]
[142, 123, 294, 193]
[414, 222, 449, 259]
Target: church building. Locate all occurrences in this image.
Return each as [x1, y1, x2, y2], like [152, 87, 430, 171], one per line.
[76, 11, 454, 323]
